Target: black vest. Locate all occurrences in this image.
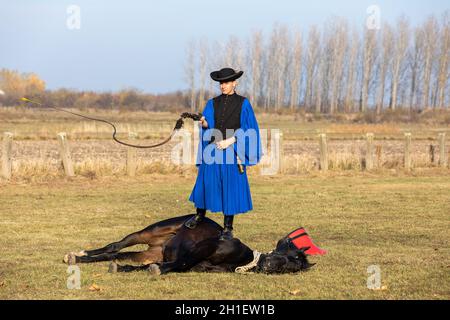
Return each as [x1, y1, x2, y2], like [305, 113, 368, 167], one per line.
[211, 93, 245, 143]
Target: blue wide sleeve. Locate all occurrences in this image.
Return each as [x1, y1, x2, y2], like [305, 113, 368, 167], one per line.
[234, 99, 264, 166]
[195, 99, 214, 167]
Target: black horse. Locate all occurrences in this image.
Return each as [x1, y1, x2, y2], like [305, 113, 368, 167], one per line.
[63, 214, 314, 275]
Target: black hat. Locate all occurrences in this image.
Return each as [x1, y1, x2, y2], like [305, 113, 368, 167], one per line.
[210, 67, 244, 82]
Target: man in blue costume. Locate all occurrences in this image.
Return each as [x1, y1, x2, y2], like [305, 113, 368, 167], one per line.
[186, 67, 263, 240]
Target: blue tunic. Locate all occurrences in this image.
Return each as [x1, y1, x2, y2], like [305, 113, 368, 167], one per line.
[188, 97, 263, 215]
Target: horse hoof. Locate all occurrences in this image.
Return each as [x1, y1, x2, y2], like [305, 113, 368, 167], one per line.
[148, 264, 161, 276]
[63, 250, 86, 264]
[108, 261, 118, 273]
[76, 250, 87, 257]
[64, 252, 77, 265]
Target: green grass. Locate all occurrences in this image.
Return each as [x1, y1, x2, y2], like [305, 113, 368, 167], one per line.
[0, 173, 449, 299]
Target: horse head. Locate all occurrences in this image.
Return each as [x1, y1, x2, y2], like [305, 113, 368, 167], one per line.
[254, 237, 315, 274]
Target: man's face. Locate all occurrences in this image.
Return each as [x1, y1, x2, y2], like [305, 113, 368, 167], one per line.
[220, 80, 236, 95]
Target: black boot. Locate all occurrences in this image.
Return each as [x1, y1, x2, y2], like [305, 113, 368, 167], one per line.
[184, 208, 206, 229]
[220, 215, 234, 240]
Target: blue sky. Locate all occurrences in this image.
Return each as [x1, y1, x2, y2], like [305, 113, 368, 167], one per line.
[0, 0, 448, 93]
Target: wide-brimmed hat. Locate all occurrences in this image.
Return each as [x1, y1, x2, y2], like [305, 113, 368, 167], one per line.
[210, 67, 243, 82]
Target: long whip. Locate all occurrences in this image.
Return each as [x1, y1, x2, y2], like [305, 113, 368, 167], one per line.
[20, 97, 202, 149]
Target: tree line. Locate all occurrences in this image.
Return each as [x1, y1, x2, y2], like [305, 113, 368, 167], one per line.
[1, 13, 448, 115]
[0, 69, 187, 112]
[185, 14, 449, 113]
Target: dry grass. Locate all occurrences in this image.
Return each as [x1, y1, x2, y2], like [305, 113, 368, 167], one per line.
[1, 107, 449, 181]
[1, 107, 449, 140]
[0, 174, 449, 299]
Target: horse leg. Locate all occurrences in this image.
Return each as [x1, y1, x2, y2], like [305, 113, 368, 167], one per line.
[190, 261, 231, 273]
[63, 232, 143, 264]
[150, 258, 198, 275]
[75, 245, 164, 263]
[109, 263, 151, 273]
[107, 247, 166, 273]
[64, 225, 178, 265]
[74, 251, 142, 264]
[83, 231, 147, 257]
[78, 223, 179, 258]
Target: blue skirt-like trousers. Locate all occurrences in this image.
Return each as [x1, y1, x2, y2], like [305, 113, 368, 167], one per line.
[189, 148, 253, 216]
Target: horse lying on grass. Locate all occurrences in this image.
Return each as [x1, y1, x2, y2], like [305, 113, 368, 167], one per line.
[63, 214, 317, 275]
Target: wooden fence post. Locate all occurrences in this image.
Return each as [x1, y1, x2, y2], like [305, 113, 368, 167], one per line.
[260, 128, 281, 176]
[404, 132, 412, 171]
[429, 144, 435, 165]
[57, 132, 75, 177]
[375, 145, 382, 168]
[319, 133, 328, 171]
[259, 128, 267, 166]
[127, 132, 138, 176]
[269, 129, 281, 174]
[438, 133, 447, 168]
[366, 133, 374, 170]
[1, 132, 13, 180]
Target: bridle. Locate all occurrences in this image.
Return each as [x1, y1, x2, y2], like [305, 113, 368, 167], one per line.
[20, 97, 202, 149]
[235, 250, 290, 274]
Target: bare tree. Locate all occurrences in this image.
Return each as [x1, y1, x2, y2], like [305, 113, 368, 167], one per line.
[375, 23, 394, 114]
[344, 28, 360, 113]
[314, 38, 325, 114]
[198, 38, 209, 110]
[185, 39, 197, 112]
[288, 29, 303, 110]
[389, 17, 410, 110]
[275, 25, 290, 109]
[249, 30, 263, 108]
[305, 26, 320, 111]
[223, 35, 246, 86]
[207, 39, 224, 97]
[420, 16, 439, 110]
[264, 24, 281, 110]
[360, 28, 377, 112]
[188, 14, 448, 113]
[437, 12, 450, 108]
[328, 18, 348, 113]
[408, 26, 424, 110]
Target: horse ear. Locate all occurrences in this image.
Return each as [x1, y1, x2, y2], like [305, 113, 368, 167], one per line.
[300, 246, 310, 253]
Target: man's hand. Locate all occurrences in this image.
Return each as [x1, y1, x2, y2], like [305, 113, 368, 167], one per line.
[199, 116, 208, 128]
[216, 136, 236, 150]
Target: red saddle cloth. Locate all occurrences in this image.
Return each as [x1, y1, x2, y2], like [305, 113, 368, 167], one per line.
[287, 227, 327, 255]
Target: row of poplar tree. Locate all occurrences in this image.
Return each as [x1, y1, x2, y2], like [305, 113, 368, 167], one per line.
[185, 14, 449, 113]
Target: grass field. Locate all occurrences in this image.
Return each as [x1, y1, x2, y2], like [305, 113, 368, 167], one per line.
[0, 173, 449, 299]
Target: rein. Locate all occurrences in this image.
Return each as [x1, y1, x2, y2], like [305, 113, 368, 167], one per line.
[235, 250, 262, 273]
[20, 97, 202, 149]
